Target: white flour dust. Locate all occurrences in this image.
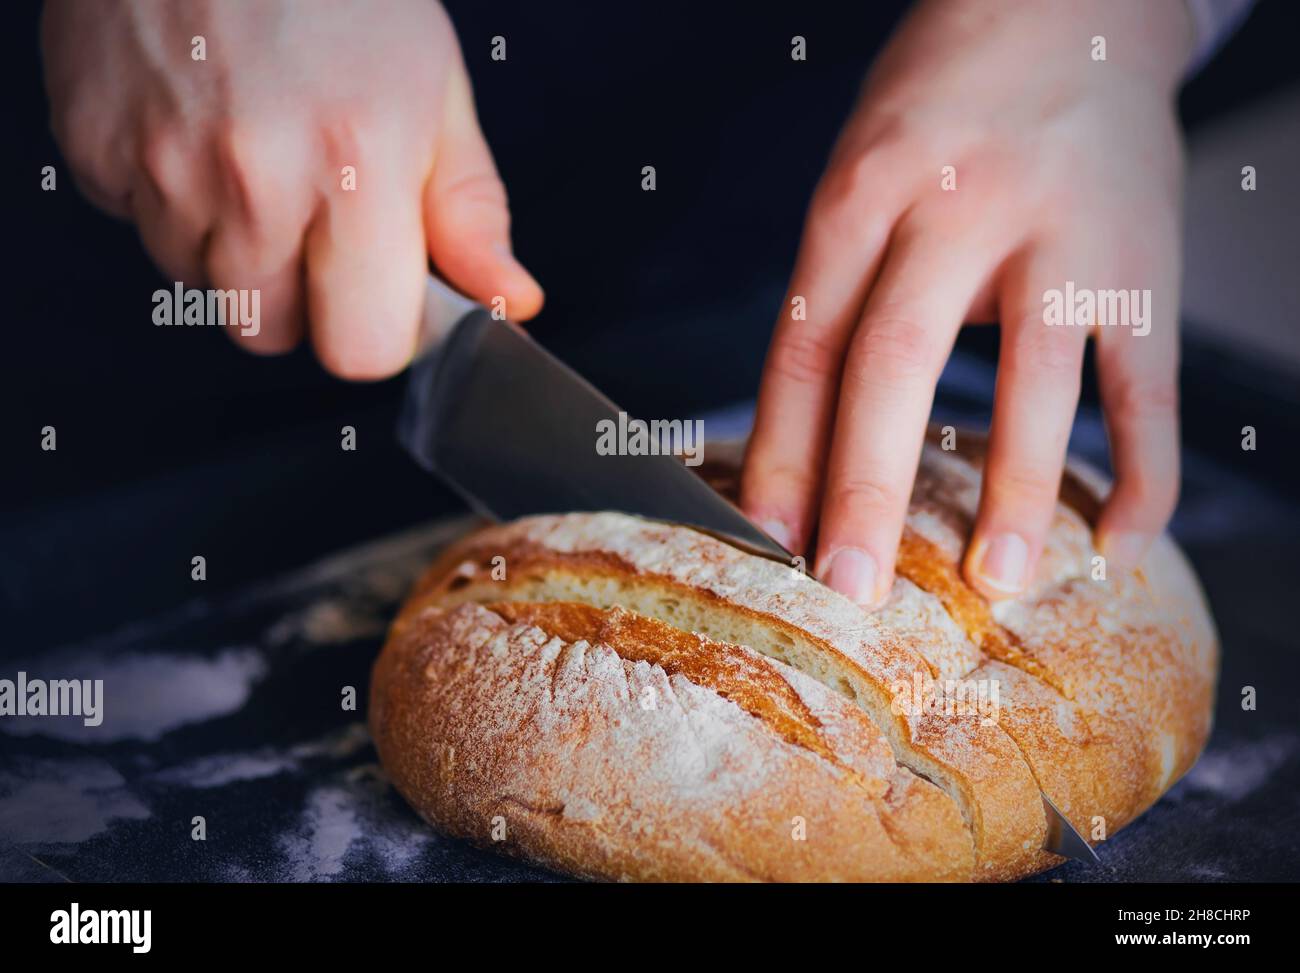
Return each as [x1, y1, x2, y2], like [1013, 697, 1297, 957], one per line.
[265, 598, 388, 648]
[0, 759, 150, 844]
[276, 767, 431, 880]
[1181, 733, 1297, 802]
[151, 723, 371, 788]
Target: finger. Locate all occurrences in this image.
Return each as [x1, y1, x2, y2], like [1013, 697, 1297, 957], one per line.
[46, 93, 133, 219]
[304, 132, 427, 380]
[206, 226, 306, 355]
[71, 167, 133, 221]
[424, 57, 543, 321]
[815, 211, 994, 607]
[741, 145, 914, 553]
[1095, 278, 1180, 569]
[206, 126, 316, 355]
[129, 133, 212, 284]
[964, 242, 1089, 599]
[129, 175, 210, 286]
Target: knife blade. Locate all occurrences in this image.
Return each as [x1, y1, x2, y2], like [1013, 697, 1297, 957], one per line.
[398, 276, 791, 563]
[1041, 792, 1101, 864]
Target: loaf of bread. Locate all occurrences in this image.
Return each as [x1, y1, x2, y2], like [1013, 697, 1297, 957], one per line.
[369, 434, 1217, 881]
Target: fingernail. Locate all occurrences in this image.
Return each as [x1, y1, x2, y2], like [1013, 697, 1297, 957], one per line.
[973, 532, 1029, 594]
[759, 518, 795, 551]
[1102, 531, 1150, 570]
[821, 547, 880, 606]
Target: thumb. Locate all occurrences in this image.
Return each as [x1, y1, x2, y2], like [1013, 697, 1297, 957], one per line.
[424, 59, 543, 321]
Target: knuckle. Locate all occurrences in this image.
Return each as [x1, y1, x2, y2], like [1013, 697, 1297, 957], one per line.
[768, 327, 841, 387]
[1007, 319, 1082, 378]
[439, 169, 510, 214]
[742, 460, 818, 507]
[1109, 376, 1179, 419]
[828, 477, 903, 520]
[51, 112, 92, 169]
[138, 129, 190, 199]
[1120, 466, 1179, 520]
[214, 126, 277, 212]
[847, 313, 941, 387]
[818, 114, 916, 201]
[52, 111, 115, 189]
[991, 464, 1062, 506]
[319, 115, 372, 170]
[48, 94, 90, 146]
[816, 152, 877, 212]
[858, 112, 912, 155]
[811, 155, 893, 240]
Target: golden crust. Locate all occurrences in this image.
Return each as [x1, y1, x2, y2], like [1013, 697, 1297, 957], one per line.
[370, 601, 973, 881]
[370, 436, 1218, 881]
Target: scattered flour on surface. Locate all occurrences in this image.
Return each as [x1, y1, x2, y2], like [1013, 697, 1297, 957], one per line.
[151, 752, 296, 789]
[265, 599, 388, 648]
[151, 723, 371, 788]
[0, 759, 150, 844]
[275, 768, 431, 881]
[279, 787, 358, 881]
[1181, 734, 1296, 802]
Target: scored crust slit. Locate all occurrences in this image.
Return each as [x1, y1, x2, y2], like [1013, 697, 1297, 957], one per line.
[372, 599, 974, 881]
[369, 435, 1218, 882]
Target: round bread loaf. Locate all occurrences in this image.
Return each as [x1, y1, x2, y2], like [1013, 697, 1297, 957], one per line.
[369, 436, 1218, 881]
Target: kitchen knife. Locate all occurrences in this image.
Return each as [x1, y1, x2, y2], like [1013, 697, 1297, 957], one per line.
[1042, 793, 1101, 864]
[398, 276, 792, 563]
[401, 277, 1099, 868]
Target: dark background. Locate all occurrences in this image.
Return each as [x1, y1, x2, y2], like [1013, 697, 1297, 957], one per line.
[5, 0, 1299, 650]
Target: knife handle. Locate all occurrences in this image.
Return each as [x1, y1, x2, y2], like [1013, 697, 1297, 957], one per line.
[416, 274, 478, 356]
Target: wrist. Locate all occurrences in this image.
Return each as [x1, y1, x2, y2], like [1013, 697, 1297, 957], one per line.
[1070, 0, 1195, 94]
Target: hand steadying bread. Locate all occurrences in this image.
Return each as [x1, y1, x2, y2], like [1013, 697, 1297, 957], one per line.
[370, 433, 1217, 881]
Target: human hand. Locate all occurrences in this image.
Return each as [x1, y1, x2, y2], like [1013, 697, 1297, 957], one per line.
[41, 0, 543, 378]
[741, 0, 1193, 605]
